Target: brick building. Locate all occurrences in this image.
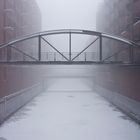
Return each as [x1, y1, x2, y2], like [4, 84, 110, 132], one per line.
[0, 0, 42, 60]
[96, 0, 140, 43]
[0, 0, 42, 98]
[96, 0, 140, 63]
[94, 0, 140, 118]
[0, 0, 41, 44]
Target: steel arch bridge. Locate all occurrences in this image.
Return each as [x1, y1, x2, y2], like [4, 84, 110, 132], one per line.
[0, 29, 140, 65]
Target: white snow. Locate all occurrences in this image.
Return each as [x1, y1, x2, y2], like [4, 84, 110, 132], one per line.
[0, 77, 140, 140]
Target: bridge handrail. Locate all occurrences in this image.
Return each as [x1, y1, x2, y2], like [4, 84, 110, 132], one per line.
[0, 83, 41, 104]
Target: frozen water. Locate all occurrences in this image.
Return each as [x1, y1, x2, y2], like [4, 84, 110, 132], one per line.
[0, 77, 140, 140]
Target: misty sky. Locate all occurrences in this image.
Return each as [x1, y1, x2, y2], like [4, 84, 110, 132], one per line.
[36, 0, 103, 31]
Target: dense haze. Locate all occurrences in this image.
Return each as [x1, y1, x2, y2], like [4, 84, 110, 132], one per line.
[36, 0, 103, 31]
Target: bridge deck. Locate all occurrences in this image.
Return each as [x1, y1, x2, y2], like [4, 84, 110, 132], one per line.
[0, 61, 127, 65]
[0, 78, 139, 140]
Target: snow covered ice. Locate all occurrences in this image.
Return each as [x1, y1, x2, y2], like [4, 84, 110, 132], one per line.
[0, 77, 140, 140]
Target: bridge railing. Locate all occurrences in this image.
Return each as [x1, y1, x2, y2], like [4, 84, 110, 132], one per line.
[0, 83, 43, 124]
[6, 52, 98, 62]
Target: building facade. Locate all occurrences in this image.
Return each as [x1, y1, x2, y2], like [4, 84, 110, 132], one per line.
[94, 0, 140, 120]
[0, 0, 41, 44]
[0, 0, 42, 98]
[96, 0, 140, 63]
[96, 0, 140, 43]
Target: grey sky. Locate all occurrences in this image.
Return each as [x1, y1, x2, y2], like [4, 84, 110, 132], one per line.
[36, 0, 103, 31]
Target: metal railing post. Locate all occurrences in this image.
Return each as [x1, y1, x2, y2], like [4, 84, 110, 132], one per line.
[4, 97, 7, 119]
[54, 52, 56, 61]
[129, 45, 134, 64]
[46, 52, 48, 60]
[7, 47, 12, 62]
[23, 54, 26, 61]
[85, 52, 87, 61]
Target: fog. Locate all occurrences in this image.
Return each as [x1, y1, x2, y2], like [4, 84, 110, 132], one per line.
[36, 0, 103, 31]
[34, 0, 102, 91]
[1, 1, 140, 140]
[35, 0, 104, 52]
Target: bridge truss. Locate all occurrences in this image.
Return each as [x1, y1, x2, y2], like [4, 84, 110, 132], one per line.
[0, 29, 140, 65]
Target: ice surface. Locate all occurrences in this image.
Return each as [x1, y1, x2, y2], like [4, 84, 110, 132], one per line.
[0, 78, 140, 140]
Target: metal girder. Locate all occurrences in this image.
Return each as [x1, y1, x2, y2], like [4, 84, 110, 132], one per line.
[69, 33, 72, 61]
[0, 29, 139, 49]
[99, 36, 102, 61]
[38, 36, 41, 61]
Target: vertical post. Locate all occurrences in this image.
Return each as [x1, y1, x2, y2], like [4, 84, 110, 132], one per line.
[38, 36, 41, 61]
[85, 52, 87, 61]
[54, 52, 56, 61]
[46, 52, 48, 60]
[4, 97, 7, 119]
[62, 53, 64, 61]
[69, 32, 72, 61]
[23, 54, 26, 61]
[99, 36, 102, 62]
[7, 47, 11, 62]
[129, 45, 134, 64]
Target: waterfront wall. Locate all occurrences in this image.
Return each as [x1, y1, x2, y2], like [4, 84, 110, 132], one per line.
[92, 65, 140, 122]
[0, 82, 43, 124]
[95, 0, 140, 123]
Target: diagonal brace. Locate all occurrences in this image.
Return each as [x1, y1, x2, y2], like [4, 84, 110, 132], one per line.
[103, 47, 129, 61]
[11, 45, 38, 61]
[41, 36, 69, 61]
[72, 37, 99, 61]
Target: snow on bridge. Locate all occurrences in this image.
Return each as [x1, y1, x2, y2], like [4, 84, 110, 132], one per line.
[0, 77, 139, 140]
